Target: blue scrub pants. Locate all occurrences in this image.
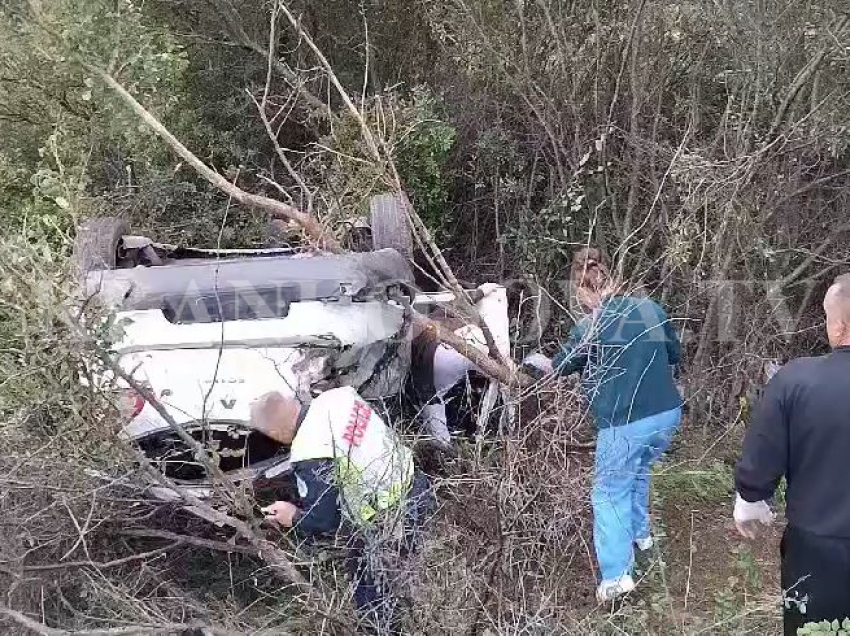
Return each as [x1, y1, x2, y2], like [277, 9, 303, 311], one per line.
[592, 407, 682, 582]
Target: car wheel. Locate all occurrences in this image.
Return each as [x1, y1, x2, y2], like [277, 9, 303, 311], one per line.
[369, 193, 414, 258]
[73, 217, 130, 275]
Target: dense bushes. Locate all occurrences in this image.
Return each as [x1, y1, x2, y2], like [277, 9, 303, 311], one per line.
[1, 0, 849, 632]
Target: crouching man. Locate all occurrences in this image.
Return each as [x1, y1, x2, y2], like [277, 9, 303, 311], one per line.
[250, 386, 433, 630]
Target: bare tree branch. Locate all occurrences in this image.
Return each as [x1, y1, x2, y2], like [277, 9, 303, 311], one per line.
[0, 248, 316, 593]
[277, 1, 520, 376]
[767, 14, 850, 139]
[0, 604, 234, 636]
[207, 0, 329, 116]
[774, 223, 850, 289]
[17, 542, 181, 573]
[248, 90, 314, 214]
[119, 529, 261, 557]
[89, 67, 339, 251]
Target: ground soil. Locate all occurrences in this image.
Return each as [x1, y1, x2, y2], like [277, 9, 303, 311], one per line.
[660, 494, 783, 633]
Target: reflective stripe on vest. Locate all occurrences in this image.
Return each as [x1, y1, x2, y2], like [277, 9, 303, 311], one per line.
[289, 386, 414, 526]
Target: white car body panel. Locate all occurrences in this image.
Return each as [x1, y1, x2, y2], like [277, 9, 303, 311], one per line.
[98, 272, 512, 502]
[114, 299, 406, 437]
[112, 299, 405, 353]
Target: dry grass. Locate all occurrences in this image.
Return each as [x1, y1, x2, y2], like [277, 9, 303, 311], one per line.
[0, 239, 786, 635]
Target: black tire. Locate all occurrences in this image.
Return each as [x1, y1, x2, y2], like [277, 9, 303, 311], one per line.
[370, 193, 413, 258]
[73, 217, 130, 275]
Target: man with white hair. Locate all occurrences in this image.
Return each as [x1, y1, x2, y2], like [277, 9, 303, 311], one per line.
[250, 386, 432, 629]
[735, 273, 850, 634]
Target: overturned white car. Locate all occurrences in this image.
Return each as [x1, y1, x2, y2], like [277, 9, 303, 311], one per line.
[75, 199, 511, 502]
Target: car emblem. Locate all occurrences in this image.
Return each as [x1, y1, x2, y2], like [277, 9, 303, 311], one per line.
[221, 398, 236, 409]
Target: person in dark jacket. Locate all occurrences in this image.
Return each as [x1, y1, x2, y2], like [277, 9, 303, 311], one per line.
[734, 273, 850, 635]
[250, 387, 433, 631]
[527, 248, 683, 601]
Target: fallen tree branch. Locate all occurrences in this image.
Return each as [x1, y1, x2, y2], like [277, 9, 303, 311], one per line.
[119, 529, 261, 557]
[96, 51, 523, 381]
[278, 2, 518, 374]
[411, 313, 530, 388]
[18, 542, 181, 573]
[87, 367, 309, 588]
[0, 248, 314, 594]
[33, 0, 526, 387]
[0, 604, 233, 636]
[89, 67, 338, 252]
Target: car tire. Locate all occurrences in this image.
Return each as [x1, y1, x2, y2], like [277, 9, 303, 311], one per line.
[370, 193, 413, 258]
[73, 217, 130, 274]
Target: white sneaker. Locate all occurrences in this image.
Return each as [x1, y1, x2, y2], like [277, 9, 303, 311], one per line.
[596, 575, 636, 602]
[635, 536, 654, 551]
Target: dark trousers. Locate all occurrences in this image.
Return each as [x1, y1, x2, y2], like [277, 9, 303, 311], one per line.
[344, 534, 383, 620]
[344, 471, 435, 630]
[782, 525, 850, 635]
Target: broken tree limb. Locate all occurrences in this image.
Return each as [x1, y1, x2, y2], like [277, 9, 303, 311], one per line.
[126, 443, 310, 588]
[0, 242, 315, 593]
[13, 271, 311, 591]
[119, 528, 261, 557]
[100, 49, 525, 384]
[18, 542, 181, 572]
[398, 192, 511, 369]
[0, 604, 241, 636]
[411, 312, 531, 388]
[33, 0, 528, 386]
[90, 364, 309, 588]
[277, 2, 515, 373]
[89, 67, 339, 252]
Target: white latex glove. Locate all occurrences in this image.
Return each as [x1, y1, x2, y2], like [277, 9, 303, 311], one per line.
[733, 492, 775, 539]
[522, 352, 555, 376]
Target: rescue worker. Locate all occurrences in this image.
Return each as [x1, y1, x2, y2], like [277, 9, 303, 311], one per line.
[734, 273, 850, 635]
[526, 248, 682, 601]
[250, 386, 433, 629]
[409, 283, 510, 445]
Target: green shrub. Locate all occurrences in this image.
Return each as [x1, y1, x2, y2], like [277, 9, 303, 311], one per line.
[799, 619, 850, 635]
